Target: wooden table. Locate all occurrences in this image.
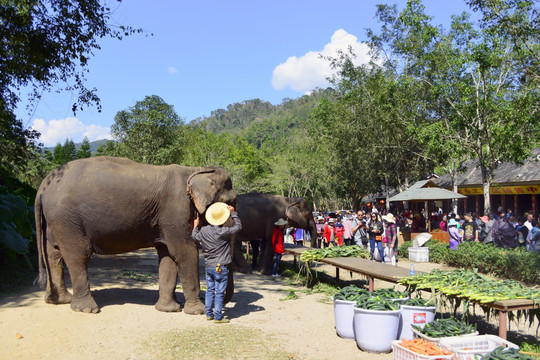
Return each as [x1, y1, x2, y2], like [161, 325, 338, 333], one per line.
[283, 244, 419, 291]
[284, 244, 539, 340]
[487, 299, 540, 339]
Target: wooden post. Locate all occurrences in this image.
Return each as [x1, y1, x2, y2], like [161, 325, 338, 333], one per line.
[369, 277, 375, 292]
[425, 200, 430, 232]
[499, 311, 508, 339]
[336, 267, 340, 281]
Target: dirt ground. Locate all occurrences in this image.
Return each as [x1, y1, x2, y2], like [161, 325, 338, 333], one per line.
[0, 249, 536, 360]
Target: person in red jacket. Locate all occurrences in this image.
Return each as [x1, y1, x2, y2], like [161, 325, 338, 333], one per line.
[334, 217, 345, 246]
[272, 218, 287, 277]
[324, 218, 336, 247]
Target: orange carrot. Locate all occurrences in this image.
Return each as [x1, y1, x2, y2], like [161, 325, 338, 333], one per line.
[399, 338, 451, 356]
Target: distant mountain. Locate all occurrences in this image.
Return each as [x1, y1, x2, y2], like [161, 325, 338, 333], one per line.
[190, 88, 334, 148]
[87, 139, 110, 153]
[44, 139, 111, 154]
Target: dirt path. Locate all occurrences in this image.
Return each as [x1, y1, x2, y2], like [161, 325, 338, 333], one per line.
[0, 249, 536, 360]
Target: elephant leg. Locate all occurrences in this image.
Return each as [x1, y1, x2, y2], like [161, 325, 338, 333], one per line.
[176, 242, 205, 315]
[224, 271, 234, 304]
[155, 245, 182, 312]
[259, 236, 275, 275]
[231, 236, 250, 274]
[44, 238, 72, 305]
[61, 246, 98, 313]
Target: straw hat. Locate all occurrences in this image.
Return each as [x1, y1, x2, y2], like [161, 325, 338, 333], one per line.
[205, 202, 230, 226]
[382, 213, 396, 224]
[274, 218, 288, 226]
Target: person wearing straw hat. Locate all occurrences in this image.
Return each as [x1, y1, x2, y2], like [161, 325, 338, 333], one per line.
[272, 218, 288, 277]
[192, 202, 242, 323]
[382, 213, 398, 266]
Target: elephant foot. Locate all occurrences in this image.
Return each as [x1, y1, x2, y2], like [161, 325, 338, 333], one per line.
[183, 300, 205, 315]
[70, 295, 99, 314]
[45, 290, 72, 305]
[155, 298, 182, 312]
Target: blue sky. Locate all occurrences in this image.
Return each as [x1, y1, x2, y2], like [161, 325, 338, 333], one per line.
[17, 0, 471, 146]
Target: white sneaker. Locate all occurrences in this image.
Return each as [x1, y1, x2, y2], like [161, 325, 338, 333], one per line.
[272, 274, 281, 277]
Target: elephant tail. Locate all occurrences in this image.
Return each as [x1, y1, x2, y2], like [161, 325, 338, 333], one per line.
[34, 194, 47, 289]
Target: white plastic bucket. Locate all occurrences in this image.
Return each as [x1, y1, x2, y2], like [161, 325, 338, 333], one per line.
[333, 297, 356, 339]
[398, 305, 437, 340]
[353, 306, 402, 353]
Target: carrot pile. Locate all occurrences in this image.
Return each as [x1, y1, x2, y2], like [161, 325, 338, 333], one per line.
[399, 338, 453, 356]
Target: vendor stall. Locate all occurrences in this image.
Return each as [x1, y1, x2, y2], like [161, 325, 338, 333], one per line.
[389, 180, 466, 237]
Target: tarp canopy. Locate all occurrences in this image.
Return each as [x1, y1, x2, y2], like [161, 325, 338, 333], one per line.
[388, 180, 467, 202]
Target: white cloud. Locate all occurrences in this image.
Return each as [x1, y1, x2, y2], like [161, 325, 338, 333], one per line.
[31, 117, 112, 147]
[272, 29, 372, 93]
[168, 66, 179, 74]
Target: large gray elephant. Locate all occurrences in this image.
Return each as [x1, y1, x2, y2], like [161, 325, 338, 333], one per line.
[35, 156, 236, 314]
[235, 193, 317, 275]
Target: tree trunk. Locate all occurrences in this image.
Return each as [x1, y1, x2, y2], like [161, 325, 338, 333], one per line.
[385, 176, 390, 211]
[452, 183, 459, 215]
[449, 161, 459, 215]
[480, 164, 492, 215]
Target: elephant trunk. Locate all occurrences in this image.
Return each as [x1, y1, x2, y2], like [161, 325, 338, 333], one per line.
[307, 217, 318, 248]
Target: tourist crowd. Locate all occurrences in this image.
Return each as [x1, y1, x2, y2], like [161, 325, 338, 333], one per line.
[298, 207, 540, 266]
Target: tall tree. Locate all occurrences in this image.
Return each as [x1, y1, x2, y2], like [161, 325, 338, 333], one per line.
[110, 95, 184, 165]
[77, 137, 92, 159]
[310, 49, 430, 210]
[1, 0, 141, 176]
[181, 128, 270, 193]
[370, 0, 539, 214]
[52, 139, 77, 165]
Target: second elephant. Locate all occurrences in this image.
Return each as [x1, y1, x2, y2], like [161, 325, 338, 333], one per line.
[235, 193, 317, 275]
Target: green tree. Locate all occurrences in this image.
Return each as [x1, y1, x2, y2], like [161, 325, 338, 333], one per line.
[1, 0, 141, 177]
[309, 48, 431, 210]
[110, 95, 185, 165]
[77, 137, 92, 159]
[370, 0, 539, 214]
[182, 128, 269, 193]
[52, 139, 77, 165]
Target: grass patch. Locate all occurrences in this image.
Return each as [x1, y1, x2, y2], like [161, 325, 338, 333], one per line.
[278, 260, 342, 303]
[140, 326, 299, 360]
[116, 269, 157, 282]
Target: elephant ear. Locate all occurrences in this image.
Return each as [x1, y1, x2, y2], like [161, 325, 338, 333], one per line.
[187, 169, 216, 214]
[286, 201, 304, 227]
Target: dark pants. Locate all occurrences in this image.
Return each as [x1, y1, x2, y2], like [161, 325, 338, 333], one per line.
[250, 240, 260, 268]
[272, 253, 282, 275]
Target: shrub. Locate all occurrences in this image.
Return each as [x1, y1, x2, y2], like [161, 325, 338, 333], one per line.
[398, 239, 539, 285]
